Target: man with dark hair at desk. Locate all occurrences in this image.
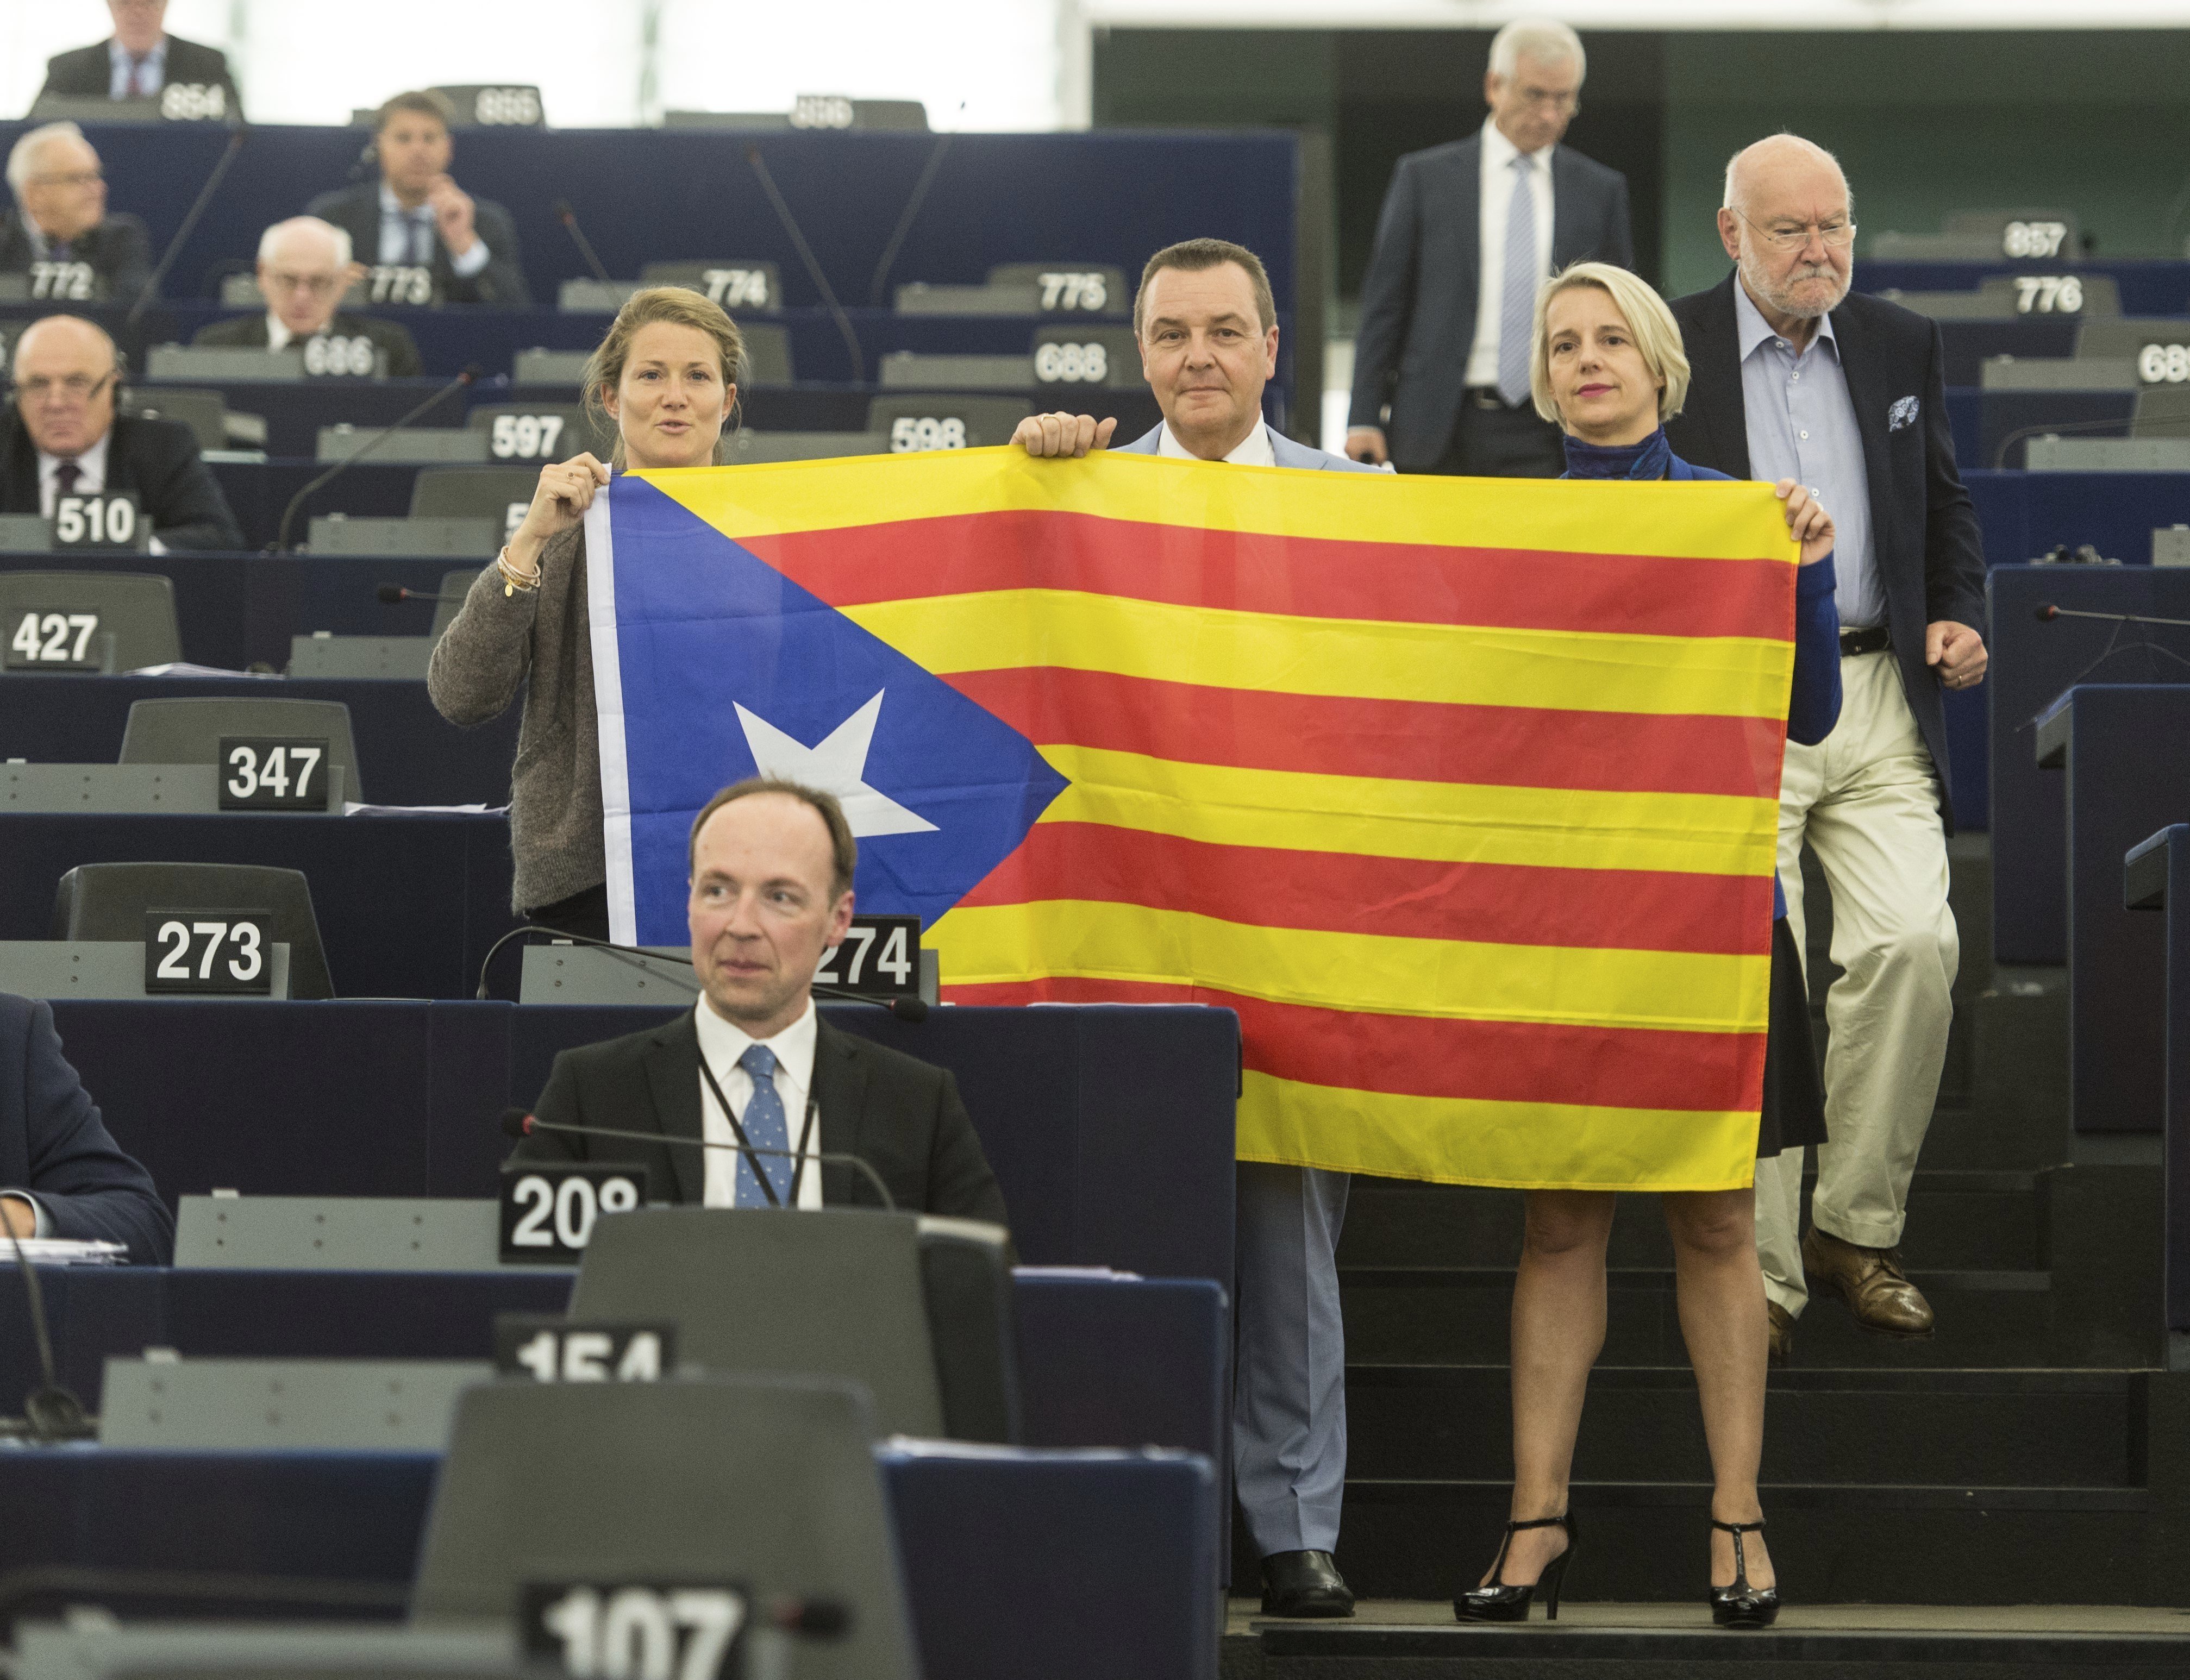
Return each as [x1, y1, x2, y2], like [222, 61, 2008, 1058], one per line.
[1013, 237, 1381, 1622]
[0, 992, 174, 1264]
[1, 315, 242, 553]
[191, 217, 423, 378]
[0, 124, 151, 304]
[510, 779, 1008, 1225]
[307, 92, 531, 309]
[34, 0, 241, 115]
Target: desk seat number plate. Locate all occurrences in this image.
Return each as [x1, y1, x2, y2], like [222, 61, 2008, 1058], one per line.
[220, 737, 332, 811]
[143, 910, 272, 995]
[499, 1162, 650, 1263]
[522, 1582, 749, 1680]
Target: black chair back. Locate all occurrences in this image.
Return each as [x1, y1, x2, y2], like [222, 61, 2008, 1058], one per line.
[51, 862, 336, 999]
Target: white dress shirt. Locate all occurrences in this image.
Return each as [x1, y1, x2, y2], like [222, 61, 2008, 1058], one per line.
[1465, 118, 1558, 390]
[1157, 419, 1278, 466]
[263, 312, 297, 350]
[36, 432, 110, 515]
[107, 37, 167, 98]
[692, 997, 823, 1209]
[377, 183, 491, 279]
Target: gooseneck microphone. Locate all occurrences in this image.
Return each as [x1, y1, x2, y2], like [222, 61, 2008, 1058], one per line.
[377, 584, 471, 605]
[500, 1109, 898, 1213]
[270, 365, 483, 553]
[553, 199, 616, 286]
[473, 924, 929, 1020]
[743, 146, 864, 383]
[2035, 602, 2190, 628]
[125, 126, 247, 334]
[1, 1214, 95, 1443]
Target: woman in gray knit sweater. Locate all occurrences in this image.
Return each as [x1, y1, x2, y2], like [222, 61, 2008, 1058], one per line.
[427, 287, 745, 938]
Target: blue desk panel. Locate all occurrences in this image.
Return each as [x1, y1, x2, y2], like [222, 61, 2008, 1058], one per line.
[41, 1000, 1240, 1290]
[1932, 318, 2082, 388]
[0, 812, 516, 999]
[0, 1446, 1217, 1680]
[1966, 471, 2190, 573]
[2055, 687, 2190, 1133]
[0, 674, 518, 808]
[1987, 567, 2190, 963]
[2126, 825, 2190, 1328]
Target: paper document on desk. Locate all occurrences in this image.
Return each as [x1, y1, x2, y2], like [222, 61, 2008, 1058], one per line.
[7, 1239, 128, 1265]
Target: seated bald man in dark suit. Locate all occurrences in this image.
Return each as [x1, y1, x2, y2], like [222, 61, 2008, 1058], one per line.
[510, 779, 1006, 1224]
[0, 993, 173, 1264]
[191, 216, 423, 378]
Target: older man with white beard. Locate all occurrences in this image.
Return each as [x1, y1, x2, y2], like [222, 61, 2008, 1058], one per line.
[1663, 135, 1988, 1362]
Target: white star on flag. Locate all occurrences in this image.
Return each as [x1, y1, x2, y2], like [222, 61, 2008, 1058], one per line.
[733, 691, 938, 837]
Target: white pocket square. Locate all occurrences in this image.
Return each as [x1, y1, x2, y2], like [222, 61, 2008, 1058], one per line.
[1888, 396, 1920, 432]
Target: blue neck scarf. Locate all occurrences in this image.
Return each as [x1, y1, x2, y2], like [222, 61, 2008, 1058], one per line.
[1562, 427, 1672, 481]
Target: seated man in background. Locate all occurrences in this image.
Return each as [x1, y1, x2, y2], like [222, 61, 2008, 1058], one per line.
[0, 992, 174, 1264]
[0, 314, 243, 551]
[510, 779, 1008, 1224]
[192, 217, 423, 377]
[35, 0, 241, 115]
[0, 123, 150, 303]
[308, 92, 531, 309]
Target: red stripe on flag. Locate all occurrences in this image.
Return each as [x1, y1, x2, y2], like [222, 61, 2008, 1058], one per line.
[946, 976, 1767, 1112]
[944, 666, 1789, 799]
[954, 823, 1773, 955]
[740, 509, 1790, 642]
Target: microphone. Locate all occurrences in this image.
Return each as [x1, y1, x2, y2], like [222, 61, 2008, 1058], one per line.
[271, 365, 483, 553]
[743, 146, 863, 383]
[0, 1212, 95, 1443]
[553, 199, 615, 286]
[500, 1109, 899, 1213]
[474, 924, 929, 1020]
[2035, 602, 2190, 628]
[377, 584, 470, 605]
[866, 126, 957, 306]
[1991, 409, 2190, 471]
[124, 127, 247, 334]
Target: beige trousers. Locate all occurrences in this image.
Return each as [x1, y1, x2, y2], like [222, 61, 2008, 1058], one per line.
[1756, 649, 1960, 1318]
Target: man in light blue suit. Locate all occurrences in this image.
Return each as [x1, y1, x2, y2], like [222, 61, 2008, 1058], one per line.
[1015, 237, 1384, 1619]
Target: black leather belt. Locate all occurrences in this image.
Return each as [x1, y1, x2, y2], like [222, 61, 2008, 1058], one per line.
[1839, 625, 1891, 659]
[1465, 386, 1516, 410]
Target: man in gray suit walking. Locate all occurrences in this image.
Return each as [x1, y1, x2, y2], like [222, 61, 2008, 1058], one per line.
[1347, 18, 1632, 476]
[1015, 237, 1382, 1619]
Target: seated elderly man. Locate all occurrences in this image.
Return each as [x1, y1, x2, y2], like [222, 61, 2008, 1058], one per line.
[0, 123, 151, 303]
[192, 217, 423, 377]
[0, 992, 173, 1264]
[0, 315, 242, 551]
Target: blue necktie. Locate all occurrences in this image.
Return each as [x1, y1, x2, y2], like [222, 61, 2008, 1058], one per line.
[734, 1043, 792, 1207]
[1497, 153, 1538, 409]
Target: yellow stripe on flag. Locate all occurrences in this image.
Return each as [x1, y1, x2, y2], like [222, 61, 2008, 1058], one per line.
[636, 447, 1799, 565]
[841, 590, 1791, 720]
[1035, 745, 1780, 876]
[924, 900, 1769, 1035]
[1236, 1070, 1760, 1191]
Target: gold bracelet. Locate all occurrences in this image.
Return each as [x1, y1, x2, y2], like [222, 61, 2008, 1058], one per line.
[496, 545, 542, 598]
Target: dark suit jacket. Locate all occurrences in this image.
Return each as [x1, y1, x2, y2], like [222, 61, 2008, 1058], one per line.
[1665, 272, 1989, 830]
[513, 1011, 1009, 1226]
[0, 409, 243, 552]
[305, 182, 532, 308]
[0, 209, 153, 304]
[191, 310, 424, 379]
[0, 994, 173, 1264]
[1350, 132, 1633, 468]
[37, 35, 241, 113]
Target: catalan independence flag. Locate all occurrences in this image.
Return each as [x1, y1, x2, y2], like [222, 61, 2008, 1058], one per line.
[585, 449, 1799, 1192]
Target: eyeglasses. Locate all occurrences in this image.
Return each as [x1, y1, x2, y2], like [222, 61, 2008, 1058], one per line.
[1734, 208, 1857, 252]
[30, 170, 102, 190]
[1508, 86, 1580, 112]
[17, 372, 117, 402]
[264, 271, 343, 296]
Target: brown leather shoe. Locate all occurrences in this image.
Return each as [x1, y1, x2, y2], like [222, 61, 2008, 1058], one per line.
[1801, 1227, 1935, 1338]
[1766, 1301, 1795, 1364]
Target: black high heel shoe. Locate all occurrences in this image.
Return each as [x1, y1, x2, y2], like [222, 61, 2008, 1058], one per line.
[1454, 1512, 1575, 1622]
[1708, 1516, 1779, 1628]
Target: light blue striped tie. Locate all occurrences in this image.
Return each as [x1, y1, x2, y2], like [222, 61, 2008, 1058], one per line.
[734, 1043, 792, 1207]
[1497, 154, 1538, 409]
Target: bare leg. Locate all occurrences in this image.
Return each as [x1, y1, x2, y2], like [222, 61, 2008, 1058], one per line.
[1663, 1186, 1775, 1590]
[1487, 1189, 1615, 1585]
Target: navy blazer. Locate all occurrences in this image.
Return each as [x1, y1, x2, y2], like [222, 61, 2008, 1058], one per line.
[0, 409, 243, 551]
[1350, 133, 1633, 469]
[306, 182, 533, 309]
[0, 994, 172, 1263]
[1663, 272, 1988, 831]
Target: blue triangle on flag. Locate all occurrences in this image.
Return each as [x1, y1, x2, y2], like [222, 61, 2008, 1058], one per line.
[602, 478, 1069, 943]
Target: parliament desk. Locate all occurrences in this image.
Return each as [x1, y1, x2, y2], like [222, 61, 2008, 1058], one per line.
[0, 1444, 1218, 1680]
[0, 674, 517, 808]
[0, 811, 516, 1001]
[1988, 566, 2190, 964]
[2035, 685, 2190, 1132]
[2125, 825, 2190, 1342]
[1861, 258, 2190, 317]
[41, 1001, 1242, 1290]
[1966, 471, 2190, 575]
[1950, 388, 2138, 472]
